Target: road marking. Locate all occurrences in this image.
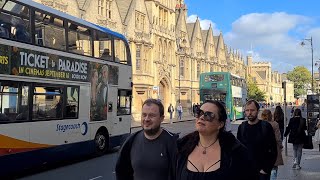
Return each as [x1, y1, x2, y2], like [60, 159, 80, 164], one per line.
[89, 176, 103, 180]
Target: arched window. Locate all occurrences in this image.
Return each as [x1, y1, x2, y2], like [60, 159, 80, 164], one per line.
[168, 42, 172, 64]
[197, 62, 201, 79]
[163, 42, 167, 63]
[180, 57, 184, 78]
[159, 40, 162, 62]
[136, 45, 141, 71]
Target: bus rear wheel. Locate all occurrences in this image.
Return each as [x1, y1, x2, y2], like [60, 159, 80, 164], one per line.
[94, 131, 109, 155]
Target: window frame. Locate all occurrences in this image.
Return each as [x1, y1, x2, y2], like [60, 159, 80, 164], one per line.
[0, 80, 80, 124]
[117, 89, 132, 116]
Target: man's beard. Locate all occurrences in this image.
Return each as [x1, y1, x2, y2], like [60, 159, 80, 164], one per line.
[247, 115, 258, 121]
[144, 125, 161, 136]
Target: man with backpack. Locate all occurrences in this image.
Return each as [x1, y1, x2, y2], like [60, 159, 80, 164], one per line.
[237, 99, 277, 180]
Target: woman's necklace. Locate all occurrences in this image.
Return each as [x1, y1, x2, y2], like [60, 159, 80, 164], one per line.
[198, 138, 218, 154]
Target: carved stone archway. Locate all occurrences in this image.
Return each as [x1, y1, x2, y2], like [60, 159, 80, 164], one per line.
[158, 76, 171, 116]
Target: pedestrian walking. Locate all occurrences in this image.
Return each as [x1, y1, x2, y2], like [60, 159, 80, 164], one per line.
[261, 109, 284, 180]
[192, 103, 196, 117]
[237, 99, 277, 180]
[284, 108, 307, 170]
[115, 99, 178, 180]
[177, 103, 183, 120]
[314, 120, 320, 151]
[176, 100, 256, 180]
[274, 105, 285, 140]
[168, 103, 174, 123]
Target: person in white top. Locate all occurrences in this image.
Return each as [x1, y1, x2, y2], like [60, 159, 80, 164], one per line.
[177, 103, 183, 120]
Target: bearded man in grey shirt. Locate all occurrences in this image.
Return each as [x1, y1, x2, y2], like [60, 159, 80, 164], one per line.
[115, 99, 178, 180]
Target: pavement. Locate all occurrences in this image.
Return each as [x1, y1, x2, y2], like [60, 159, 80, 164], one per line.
[277, 141, 320, 180]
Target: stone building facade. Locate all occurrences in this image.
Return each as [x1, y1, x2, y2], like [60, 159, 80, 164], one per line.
[33, 0, 251, 121]
[246, 55, 295, 105]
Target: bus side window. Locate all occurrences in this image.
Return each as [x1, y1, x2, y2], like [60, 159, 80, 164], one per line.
[117, 90, 132, 115]
[65, 86, 79, 118]
[34, 11, 65, 50]
[0, 21, 9, 38]
[94, 31, 113, 61]
[68, 23, 92, 56]
[114, 38, 130, 64]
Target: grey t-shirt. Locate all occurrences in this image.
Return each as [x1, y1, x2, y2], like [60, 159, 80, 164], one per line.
[130, 130, 172, 180]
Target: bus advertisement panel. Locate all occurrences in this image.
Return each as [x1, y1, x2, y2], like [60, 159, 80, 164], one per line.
[200, 72, 247, 120]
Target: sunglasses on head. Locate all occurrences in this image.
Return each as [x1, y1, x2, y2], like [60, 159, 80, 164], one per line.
[196, 110, 216, 122]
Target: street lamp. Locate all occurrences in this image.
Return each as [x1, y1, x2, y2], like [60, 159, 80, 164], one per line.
[301, 37, 314, 93]
[190, 48, 193, 114]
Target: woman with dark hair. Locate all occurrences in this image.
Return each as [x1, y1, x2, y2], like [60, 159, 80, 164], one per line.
[176, 100, 256, 180]
[284, 108, 307, 170]
[274, 105, 285, 140]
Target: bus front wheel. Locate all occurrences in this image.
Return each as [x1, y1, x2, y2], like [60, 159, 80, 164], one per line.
[94, 130, 109, 155]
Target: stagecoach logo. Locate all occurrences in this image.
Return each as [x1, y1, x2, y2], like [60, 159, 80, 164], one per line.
[81, 122, 88, 135]
[56, 122, 88, 135]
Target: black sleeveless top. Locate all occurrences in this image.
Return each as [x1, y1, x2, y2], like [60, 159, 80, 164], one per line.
[179, 159, 224, 180]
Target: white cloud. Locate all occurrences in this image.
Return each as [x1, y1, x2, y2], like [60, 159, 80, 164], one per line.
[224, 12, 318, 73]
[187, 14, 220, 35]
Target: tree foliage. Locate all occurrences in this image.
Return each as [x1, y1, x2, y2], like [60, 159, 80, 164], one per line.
[287, 66, 311, 97]
[247, 76, 266, 101]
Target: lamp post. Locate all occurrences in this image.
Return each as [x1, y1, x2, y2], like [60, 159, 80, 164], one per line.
[190, 48, 193, 115]
[301, 37, 314, 93]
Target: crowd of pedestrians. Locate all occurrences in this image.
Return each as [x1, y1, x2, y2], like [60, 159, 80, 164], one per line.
[116, 98, 314, 180]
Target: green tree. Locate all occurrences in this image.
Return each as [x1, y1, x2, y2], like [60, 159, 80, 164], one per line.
[247, 76, 266, 101]
[287, 66, 311, 97]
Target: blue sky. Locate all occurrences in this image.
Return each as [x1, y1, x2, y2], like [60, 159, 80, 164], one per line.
[184, 0, 320, 73]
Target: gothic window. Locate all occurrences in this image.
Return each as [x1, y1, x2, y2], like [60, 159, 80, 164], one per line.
[164, 10, 168, 28]
[144, 48, 148, 73]
[136, 45, 141, 71]
[158, 41, 162, 61]
[98, 0, 104, 15]
[168, 43, 171, 64]
[197, 62, 201, 79]
[135, 12, 139, 29]
[159, 8, 161, 26]
[180, 57, 184, 78]
[163, 43, 167, 63]
[106, 0, 112, 18]
[197, 38, 202, 53]
[135, 11, 145, 30]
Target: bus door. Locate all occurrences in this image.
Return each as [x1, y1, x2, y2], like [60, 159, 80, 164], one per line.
[306, 95, 320, 136]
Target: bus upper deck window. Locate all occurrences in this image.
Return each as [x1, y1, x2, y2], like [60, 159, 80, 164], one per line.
[94, 31, 113, 61]
[114, 38, 129, 64]
[0, 2, 31, 43]
[68, 23, 92, 56]
[34, 11, 65, 50]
